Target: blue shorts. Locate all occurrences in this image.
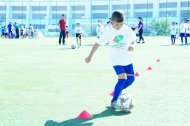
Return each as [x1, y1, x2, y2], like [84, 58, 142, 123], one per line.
[186, 33, 190, 37]
[180, 33, 185, 37]
[171, 35, 176, 38]
[113, 64, 134, 75]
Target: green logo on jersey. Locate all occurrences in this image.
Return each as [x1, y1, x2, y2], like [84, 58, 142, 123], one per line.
[112, 35, 126, 48]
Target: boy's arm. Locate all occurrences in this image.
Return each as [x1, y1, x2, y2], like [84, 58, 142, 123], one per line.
[128, 40, 135, 51]
[85, 43, 100, 63]
[127, 26, 137, 51]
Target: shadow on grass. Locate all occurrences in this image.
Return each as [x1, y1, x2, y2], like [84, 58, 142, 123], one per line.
[84, 44, 94, 47]
[59, 48, 77, 50]
[44, 106, 131, 126]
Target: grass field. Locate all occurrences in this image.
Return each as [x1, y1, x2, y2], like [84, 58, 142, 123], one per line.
[0, 36, 190, 126]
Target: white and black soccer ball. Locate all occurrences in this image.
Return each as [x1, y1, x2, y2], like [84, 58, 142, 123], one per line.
[117, 93, 135, 112]
[71, 44, 76, 49]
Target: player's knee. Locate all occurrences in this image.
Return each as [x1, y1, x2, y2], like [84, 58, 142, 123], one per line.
[118, 73, 126, 79]
[128, 75, 135, 84]
[130, 76, 135, 83]
[115, 79, 126, 88]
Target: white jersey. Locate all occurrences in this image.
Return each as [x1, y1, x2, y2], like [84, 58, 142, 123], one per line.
[97, 24, 137, 66]
[74, 26, 83, 34]
[105, 23, 112, 31]
[23, 28, 26, 34]
[170, 25, 177, 35]
[30, 26, 34, 32]
[186, 23, 190, 34]
[179, 23, 186, 33]
[96, 25, 105, 37]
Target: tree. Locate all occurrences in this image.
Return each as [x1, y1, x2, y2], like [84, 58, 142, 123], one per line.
[149, 18, 171, 36]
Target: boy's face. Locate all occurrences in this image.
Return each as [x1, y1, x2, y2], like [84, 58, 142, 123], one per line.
[112, 21, 123, 30]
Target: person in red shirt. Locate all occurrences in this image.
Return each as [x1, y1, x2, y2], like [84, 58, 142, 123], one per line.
[59, 14, 66, 45]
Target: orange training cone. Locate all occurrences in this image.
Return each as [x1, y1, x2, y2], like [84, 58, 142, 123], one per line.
[135, 72, 140, 76]
[77, 110, 93, 119]
[147, 66, 153, 70]
[110, 91, 114, 96]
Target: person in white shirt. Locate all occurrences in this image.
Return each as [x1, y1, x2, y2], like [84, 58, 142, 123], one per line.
[96, 22, 105, 38]
[185, 19, 190, 45]
[179, 20, 186, 44]
[74, 22, 83, 47]
[105, 18, 112, 31]
[85, 10, 136, 111]
[170, 22, 177, 45]
[29, 24, 34, 39]
[23, 26, 26, 38]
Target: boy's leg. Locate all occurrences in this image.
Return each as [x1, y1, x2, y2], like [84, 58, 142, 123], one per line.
[112, 66, 126, 103]
[171, 35, 174, 44]
[180, 33, 183, 44]
[79, 34, 81, 46]
[76, 34, 79, 46]
[185, 34, 188, 45]
[173, 35, 176, 44]
[188, 34, 190, 44]
[66, 32, 68, 38]
[122, 64, 135, 90]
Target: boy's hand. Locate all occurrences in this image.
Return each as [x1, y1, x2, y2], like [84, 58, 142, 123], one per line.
[85, 57, 91, 63]
[128, 46, 134, 52]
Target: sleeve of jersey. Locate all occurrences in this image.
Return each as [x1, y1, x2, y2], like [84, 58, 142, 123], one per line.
[97, 30, 109, 46]
[127, 27, 137, 45]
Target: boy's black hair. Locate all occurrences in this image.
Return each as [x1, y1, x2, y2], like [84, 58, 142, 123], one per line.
[111, 10, 124, 23]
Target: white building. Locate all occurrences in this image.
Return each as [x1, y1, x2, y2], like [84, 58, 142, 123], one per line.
[0, 0, 189, 36]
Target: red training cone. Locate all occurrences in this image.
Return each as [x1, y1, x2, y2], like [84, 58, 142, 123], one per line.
[135, 72, 140, 76]
[77, 110, 93, 119]
[156, 59, 160, 62]
[147, 66, 153, 70]
[110, 91, 114, 96]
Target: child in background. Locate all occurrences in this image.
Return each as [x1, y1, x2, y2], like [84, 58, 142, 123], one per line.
[20, 26, 24, 39]
[96, 22, 105, 38]
[74, 22, 83, 48]
[66, 26, 69, 39]
[185, 19, 190, 45]
[34, 27, 39, 39]
[1, 26, 5, 38]
[170, 22, 177, 45]
[179, 20, 186, 44]
[175, 22, 179, 39]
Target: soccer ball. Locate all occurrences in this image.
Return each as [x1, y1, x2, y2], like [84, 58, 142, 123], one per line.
[71, 44, 76, 49]
[116, 93, 135, 112]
